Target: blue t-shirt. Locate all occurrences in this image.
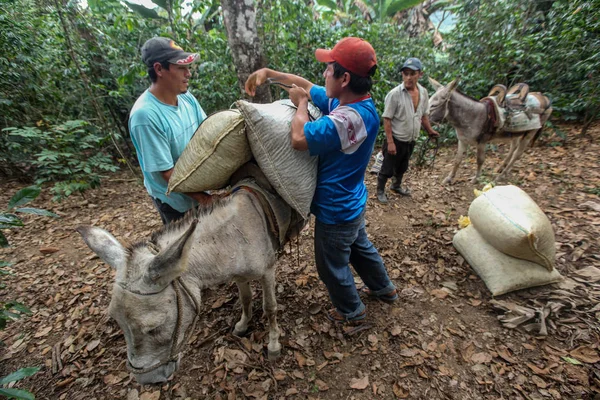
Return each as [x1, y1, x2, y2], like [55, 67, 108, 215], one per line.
[129, 90, 207, 212]
[304, 86, 379, 224]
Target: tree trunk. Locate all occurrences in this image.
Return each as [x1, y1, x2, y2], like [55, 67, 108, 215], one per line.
[395, 1, 435, 37]
[221, 0, 271, 103]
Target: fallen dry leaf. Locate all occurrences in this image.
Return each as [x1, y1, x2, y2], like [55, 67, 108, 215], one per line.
[471, 352, 492, 364]
[569, 346, 599, 364]
[86, 339, 100, 352]
[392, 382, 409, 398]
[315, 379, 329, 391]
[294, 351, 307, 367]
[34, 326, 52, 338]
[350, 375, 369, 390]
[40, 247, 60, 254]
[139, 391, 160, 400]
[389, 325, 402, 336]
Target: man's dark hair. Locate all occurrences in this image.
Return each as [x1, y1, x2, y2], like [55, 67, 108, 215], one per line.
[332, 62, 376, 94]
[147, 61, 171, 83]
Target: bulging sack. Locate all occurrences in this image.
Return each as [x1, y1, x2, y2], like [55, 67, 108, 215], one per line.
[468, 185, 555, 271]
[236, 99, 321, 218]
[453, 225, 562, 296]
[168, 110, 250, 194]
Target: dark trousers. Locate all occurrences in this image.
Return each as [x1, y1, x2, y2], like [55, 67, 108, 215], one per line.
[152, 197, 186, 225]
[378, 137, 416, 186]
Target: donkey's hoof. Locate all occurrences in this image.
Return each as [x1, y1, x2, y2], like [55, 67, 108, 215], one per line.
[233, 327, 248, 337]
[268, 348, 281, 361]
[470, 177, 479, 184]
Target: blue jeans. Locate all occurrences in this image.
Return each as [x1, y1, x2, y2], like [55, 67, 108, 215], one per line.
[314, 212, 396, 319]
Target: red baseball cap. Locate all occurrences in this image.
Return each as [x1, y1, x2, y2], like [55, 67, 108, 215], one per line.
[315, 37, 377, 77]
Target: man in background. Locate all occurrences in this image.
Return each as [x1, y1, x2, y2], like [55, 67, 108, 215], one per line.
[129, 37, 213, 224]
[377, 57, 439, 204]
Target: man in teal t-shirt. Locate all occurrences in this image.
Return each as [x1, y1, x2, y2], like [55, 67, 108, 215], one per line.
[129, 37, 212, 224]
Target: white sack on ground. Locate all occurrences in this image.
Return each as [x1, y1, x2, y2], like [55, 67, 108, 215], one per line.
[453, 225, 562, 296]
[237, 99, 321, 218]
[468, 185, 556, 271]
[168, 110, 250, 194]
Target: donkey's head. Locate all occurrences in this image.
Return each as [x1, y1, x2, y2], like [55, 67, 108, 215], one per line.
[428, 77, 460, 124]
[77, 220, 199, 384]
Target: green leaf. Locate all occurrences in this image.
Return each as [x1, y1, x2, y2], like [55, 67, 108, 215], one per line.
[315, 0, 338, 10]
[0, 387, 35, 400]
[123, 1, 164, 19]
[8, 302, 32, 315]
[14, 208, 59, 218]
[0, 214, 23, 227]
[0, 367, 40, 385]
[386, 0, 425, 16]
[562, 356, 583, 365]
[0, 261, 12, 268]
[0, 231, 8, 248]
[150, 0, 168, 10]
[8, 186, 41, 210]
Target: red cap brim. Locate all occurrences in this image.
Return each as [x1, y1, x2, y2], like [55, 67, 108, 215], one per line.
[315, 48, 335, 63]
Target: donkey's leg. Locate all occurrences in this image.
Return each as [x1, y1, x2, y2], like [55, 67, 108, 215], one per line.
[443, 140, 468, 185]
[261, 269, 281, 360]
[470, 142, 487, 184]
[233, 280, 253, 336]
[496, 131, 534, 181]
[497, 138, 517, 174]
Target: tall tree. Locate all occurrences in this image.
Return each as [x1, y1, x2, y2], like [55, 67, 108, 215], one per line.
[221, 0, 271, 103]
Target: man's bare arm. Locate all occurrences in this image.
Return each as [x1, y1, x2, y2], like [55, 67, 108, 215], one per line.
[245, 68, 314, 98]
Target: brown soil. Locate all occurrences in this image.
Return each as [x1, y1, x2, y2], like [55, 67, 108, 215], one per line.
[1, 122, 599, 400]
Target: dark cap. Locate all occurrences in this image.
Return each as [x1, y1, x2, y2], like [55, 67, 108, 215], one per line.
[141, 37, 199, 67]
[401, 57, 423, 71]
[315, 37, 377, 77]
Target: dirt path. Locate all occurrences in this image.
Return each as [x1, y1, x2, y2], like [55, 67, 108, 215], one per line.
[1, 123, 599, 400]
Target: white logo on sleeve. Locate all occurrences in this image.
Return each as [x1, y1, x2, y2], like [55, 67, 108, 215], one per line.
[328, 107, 367, 154]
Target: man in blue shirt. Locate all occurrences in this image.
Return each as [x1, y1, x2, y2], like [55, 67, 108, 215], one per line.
[129, 37, 213, 224]
[245, 37, 397, 323]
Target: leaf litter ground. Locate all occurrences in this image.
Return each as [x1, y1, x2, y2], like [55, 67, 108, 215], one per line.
[0, 122, 599, 399]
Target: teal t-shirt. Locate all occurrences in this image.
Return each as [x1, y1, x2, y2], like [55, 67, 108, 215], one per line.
[129, 90, 207, 212]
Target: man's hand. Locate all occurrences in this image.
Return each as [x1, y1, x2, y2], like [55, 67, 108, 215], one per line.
[245, 69, 269, 96]
[189, 191, 213, 206]
[387, 141, 397, 156]
[429, 130, 440, 138]
[289, 85, 308, 107]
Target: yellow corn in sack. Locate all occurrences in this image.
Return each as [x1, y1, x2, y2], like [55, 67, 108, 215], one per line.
[168, 110, 250, 193]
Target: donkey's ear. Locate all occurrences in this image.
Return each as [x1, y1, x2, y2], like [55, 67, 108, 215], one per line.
[146, 219, 198, 287]
[448, 77, 461, 92]
[429, 77, 443, 90]
[77, 226, 127, 271]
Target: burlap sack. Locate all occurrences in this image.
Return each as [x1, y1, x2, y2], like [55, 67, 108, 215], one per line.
[468, 185, 555, 271]
[453, 225, 562, 296]
[236, 99, 321, 217]
[168, 110, 250, 194]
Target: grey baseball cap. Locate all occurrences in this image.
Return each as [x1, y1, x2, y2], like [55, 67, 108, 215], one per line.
[141, 37, 199, 67]
[401, 57, 423, 71]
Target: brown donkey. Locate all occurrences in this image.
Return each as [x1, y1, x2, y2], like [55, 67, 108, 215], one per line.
[428, 78, 552, 184]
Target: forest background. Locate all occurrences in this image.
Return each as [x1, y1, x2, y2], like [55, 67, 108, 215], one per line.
[0, 0, 598, 200]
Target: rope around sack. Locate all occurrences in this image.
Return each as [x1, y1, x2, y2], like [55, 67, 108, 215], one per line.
[125, 277, 201, 375]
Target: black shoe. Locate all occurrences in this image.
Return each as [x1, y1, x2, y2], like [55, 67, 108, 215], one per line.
[376, 191, 388, 204]
[390, 186, 411, 196]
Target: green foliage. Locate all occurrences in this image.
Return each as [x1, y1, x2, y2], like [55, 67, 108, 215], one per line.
[0, 367, 40, 400]
[446, 0, 599, 122]
[1, 121, 119, 201]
